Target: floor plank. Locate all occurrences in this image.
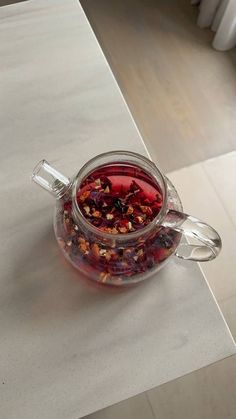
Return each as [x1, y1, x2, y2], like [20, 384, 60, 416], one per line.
[147, 355, 236, 419]
[84, 393, 155, 419]
[81, 0, 236, 172]
[202, 152, 236, 230]
[168, 157, 236, 328]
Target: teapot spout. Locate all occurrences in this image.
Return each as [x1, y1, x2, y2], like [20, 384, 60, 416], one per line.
[32, 160, 71, 199]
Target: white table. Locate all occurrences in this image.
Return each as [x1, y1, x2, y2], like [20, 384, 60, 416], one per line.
[0, 1, 235, 418]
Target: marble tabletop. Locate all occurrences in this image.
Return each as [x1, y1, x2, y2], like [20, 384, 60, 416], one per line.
[0, 1, 235, 418]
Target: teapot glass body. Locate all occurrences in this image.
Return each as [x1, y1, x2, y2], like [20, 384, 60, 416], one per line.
[32, 151, 221, 286]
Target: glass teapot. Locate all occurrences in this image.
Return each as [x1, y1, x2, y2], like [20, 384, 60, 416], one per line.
[32, 151, 221, 286]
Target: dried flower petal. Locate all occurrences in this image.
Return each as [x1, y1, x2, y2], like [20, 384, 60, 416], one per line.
[79, 190, 90, 202]
[104, 250, 113, 261]
[79, 242, 88, 253]
[140, 205, 153, 216]
[118, 226, 128, 233]
[91, 243, 100, 259]
[95, 178, 101, 187]
[83, 205, 90, 215]
[129, 180, 142, 193]
[127, 221, 133, 230]
[92, 210, 102, 218]
[134, 216, 144, 224]
[99, 271, 111, 283]
[100, 175, 112, 190]
[111, 227, 118, 235]
[104, 186, 110, 193]
[106, 213, 114, 220]
[136, 249, 144, 257]
[126, 205, 134, 215]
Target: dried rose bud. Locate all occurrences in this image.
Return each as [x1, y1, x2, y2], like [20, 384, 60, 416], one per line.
[99, 271, 111, 283]
[104, 251, 112, 261]
[134, 215, 144, 224]
[99, 249, 107, 257]
[95, 178, 101, 187]
[118, 226, 128, 233]
[136, 249, 144, 257]
[79, 190, 90, 202]
[83, 205, 90, 215]
[104, 186, 110, 194]
[92, 210, 102, 218]
[140, 205, 153, 216]
[79, 242, 88, 253]
[106, 213, 114, 220]
[111, 227, 118, 235]
[127, 221, 133, 230]
[91, 243, 100, 259]
[126, 205, 134, 215]
[100, 175, 112, 190]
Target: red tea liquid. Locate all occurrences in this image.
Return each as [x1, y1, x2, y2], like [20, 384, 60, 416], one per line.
[77, 163, 163, 234]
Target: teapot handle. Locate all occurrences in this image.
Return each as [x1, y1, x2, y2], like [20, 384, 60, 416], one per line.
[162, 210, 222, 261]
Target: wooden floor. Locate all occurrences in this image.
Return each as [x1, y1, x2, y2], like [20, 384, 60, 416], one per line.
[0, 0, 26, 5]
[81, 0, 236, 172]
